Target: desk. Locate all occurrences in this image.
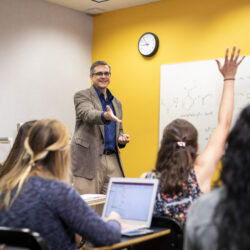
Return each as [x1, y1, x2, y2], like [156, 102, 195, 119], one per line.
[82, 227, 171, 250]
[88, 201, 105, 207]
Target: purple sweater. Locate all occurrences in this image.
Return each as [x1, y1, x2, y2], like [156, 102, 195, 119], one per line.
[0, 176, 121, 250]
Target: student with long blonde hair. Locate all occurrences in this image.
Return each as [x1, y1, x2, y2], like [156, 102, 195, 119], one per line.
[0, 119, 121, 250]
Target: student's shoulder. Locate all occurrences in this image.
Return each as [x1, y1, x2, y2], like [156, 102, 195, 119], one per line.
[30, 177, 83, 210]
[192, 186, 224, 207]
[188, 186, 225, 224]
[30, 176, 74, 196]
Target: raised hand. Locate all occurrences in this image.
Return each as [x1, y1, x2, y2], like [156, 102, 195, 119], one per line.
[104, 105, 122, 123]
[216, 46, 245, 79]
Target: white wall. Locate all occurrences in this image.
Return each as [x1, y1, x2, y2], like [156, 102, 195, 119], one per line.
[0, 0, 92, 161]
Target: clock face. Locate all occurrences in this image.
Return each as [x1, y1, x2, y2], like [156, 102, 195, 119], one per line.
[138, 32, 159, 57]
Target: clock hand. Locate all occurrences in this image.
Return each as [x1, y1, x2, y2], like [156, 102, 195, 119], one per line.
[143, 37, 149, 45]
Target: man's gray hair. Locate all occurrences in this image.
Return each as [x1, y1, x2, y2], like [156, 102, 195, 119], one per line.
[90, 60, 111, 75]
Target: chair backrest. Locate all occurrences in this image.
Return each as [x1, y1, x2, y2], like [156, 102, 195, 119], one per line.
[0, 227, 48, 250]
[151, 215, 183, 250]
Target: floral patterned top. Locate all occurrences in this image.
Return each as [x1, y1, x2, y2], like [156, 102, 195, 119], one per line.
[145, 170, 202, 225]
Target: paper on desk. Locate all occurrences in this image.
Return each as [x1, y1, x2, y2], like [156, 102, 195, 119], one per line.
[81, 194, 106, 204]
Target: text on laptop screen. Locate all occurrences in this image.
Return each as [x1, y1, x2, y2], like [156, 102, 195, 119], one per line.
[104, 181, 154, 221]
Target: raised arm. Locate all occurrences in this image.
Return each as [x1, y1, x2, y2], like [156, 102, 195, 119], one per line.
[195, 46, 245, 193]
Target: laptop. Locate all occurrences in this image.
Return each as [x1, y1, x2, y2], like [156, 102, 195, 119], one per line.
[102, 177, 159, 236]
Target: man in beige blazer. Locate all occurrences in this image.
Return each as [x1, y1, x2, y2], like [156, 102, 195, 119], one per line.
[71, 61, 130, 195]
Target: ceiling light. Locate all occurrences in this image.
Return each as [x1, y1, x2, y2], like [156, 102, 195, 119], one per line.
[91, 0, 109, 3]
[86, 7, 105, 15]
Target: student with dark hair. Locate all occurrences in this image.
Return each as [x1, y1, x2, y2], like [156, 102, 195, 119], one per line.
[142, 46, 245, 224]
[0, 119, 121, 250]
[0, 120, 36, 177]
[184, 104, 250, 250]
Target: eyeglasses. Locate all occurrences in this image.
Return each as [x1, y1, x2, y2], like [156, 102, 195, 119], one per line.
[92, 71, 111, 77]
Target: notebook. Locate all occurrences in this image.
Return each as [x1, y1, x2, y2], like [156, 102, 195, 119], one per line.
[81, 194, 106, 205]
[102, 177, 159, 236]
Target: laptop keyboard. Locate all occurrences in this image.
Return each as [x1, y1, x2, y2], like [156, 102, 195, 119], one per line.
[121, 223, 140, 232]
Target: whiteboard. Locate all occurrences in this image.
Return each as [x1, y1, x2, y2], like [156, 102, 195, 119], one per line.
[160, 56, 250, 153]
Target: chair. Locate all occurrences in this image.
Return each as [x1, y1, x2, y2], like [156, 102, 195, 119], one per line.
[151, 215, 183, 250]
[0, 227, 48, 250]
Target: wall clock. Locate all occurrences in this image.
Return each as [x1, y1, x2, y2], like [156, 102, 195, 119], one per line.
[138, 32, 159, 57]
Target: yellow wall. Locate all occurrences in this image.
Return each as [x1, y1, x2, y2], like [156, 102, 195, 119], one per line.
[92, 0, 250, 177]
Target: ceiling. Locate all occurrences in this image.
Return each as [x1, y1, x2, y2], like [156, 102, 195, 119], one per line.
[43, 0, 162, 15]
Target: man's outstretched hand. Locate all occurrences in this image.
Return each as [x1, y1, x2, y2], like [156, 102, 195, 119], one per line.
[103, 105, 122, 123]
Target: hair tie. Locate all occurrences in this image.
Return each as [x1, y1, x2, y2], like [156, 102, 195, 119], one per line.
[24, 137, 33, 157]
[177, 141, 186, 148]
[24, 137, 48, 166]
[24, 137, 34, 166]
[29, 159, 35, 167]
[27, 151, 48, 167]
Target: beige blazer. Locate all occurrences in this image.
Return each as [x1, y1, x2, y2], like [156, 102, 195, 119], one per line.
[71, 86, 125, 179]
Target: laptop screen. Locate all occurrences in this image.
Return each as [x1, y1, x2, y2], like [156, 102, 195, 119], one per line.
[103, 178, 159, 225]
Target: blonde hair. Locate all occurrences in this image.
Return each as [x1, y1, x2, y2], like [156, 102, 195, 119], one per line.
[0, 119, 71, 209]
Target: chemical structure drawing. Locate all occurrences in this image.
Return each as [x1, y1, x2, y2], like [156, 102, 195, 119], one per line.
[201, 94, 212, 105]
[182, 86, 197, 110]
[165, 97, 178, 113]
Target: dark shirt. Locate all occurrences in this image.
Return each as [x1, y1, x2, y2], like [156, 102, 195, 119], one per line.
[0, 176, 121, 250]
[94, 86, 117, 152]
